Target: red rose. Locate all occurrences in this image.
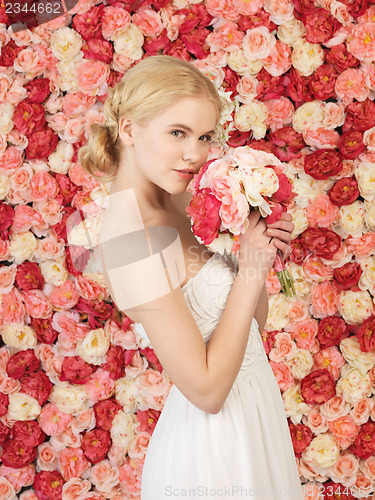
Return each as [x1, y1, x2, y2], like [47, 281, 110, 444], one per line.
[13, 101, 46, 137]
[1, 438, 37, 468]
[51, 206, 75, 244]
[24, 78, 51, 104]
[264, 201, 286, 225]
[12, 420, 45, 447]
[72, 4, 104, 40]
[349, 422, 375, 459]
[227, 129, 251, 148]
[29, 316, 58, 344]
[288, 421, 313, 457]
[0, 392, 9, 417]
[54, 173, 80, 206]
[338, 131, 364, 159]
[221, 67, 240, 98]
[25, 124, 58, 160]
[0, 202, 14, 232]
[332, 261, 362, 291]
[299, 227, 341, 259]
[15, 261, 45, 291]
[60, 356, 97, 385]
[317, 316, 350, 348]
[178, 4, 213, 33]
[74, 298, 113, 329]
[304, 149, 343, 180]
[180, 28, 211, 59]
[237, 9, 277, 32]
[260, 329, 278, 355]
[65, 245, 92, 276]
[101, 345, 125, 380]
[357, 315, 375, 353]
[286, 68, 314, 105]
[302, 8, 341, 44]
[136, 409, 161, 433]
[81, 428, 111, 464]
[340, 0, 368, 17]
[256, 68, 284, 101]
[246, 138, 276, 155]
[309, 64, 339, 100]
[327, 176, 360, 206]
[186, 189, 222, 245]
[343, 99, 375, 132]
[292, 0, 316, 15]
[107, 69, 125, 88]
[139, 347, 163, 372]
[325, 43, 360, 71]
[267, 126, 305, 161]
[0, 421, 11, 445]
[93, 398, 122, 431]
[6, 349, 40, 379]
[290, 238, 310, 265]
[301, 368, 336, 405]
[82, 39, 114, 64]
[20, 370, 53, 406]
[0, 40, 25, 66]
[143, 31, 170, 56]
[33, 470, 65, 500]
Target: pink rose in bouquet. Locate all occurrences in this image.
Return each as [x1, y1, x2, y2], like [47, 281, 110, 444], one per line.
[186, 146, 297, 296]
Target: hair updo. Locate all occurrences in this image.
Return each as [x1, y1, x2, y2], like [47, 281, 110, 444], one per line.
[78, 55, 225, 183]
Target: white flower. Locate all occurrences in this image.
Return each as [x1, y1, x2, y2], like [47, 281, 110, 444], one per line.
[0, 175, 11, 199]
[113, 23, 144, 60]
[355, 162, 375, 202]
[285, 349, 314, 379]
[303, 433, 340, 470]
[282, 383, 311, 424]
[76, 328, 110, 365]
[115, 377, 139, 413]
[56, 61, 79, 93]
[110, 410, 137, 450]
[8, 393, 41, 421]
[234, 101, 268, 139]
[339, 337, 375, 374]
[286, 261, 312, 297]
[1, 324, 37, 350]
[291, 38, 324, 77]
[48, 141, 74, 174]
[292, 101, 325, 133]
[288, 207, 308, 238]
[358, 255, 375, 295]
[50, 27, 84, 62]
[364, 200, 375, 232]
[336, 364, 372, 405]
[227, 49, 263, 76]
[338, 290, 373, 325]
[39, 258, 68, 287]
[67, 212, 104, 249]
[49, 382, 87, 415]
[265, 293, 291, 330]
[338, 200, 366, 238]
[277, 19, 306, 46]
[0, 103, 14, 135]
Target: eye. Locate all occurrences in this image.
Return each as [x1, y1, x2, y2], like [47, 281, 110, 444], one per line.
[171, 130, 184, 138]
[200, 135, 214, 143]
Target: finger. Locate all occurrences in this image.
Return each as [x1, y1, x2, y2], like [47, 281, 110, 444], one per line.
[266, 228, 292, 243]
[273, 239, 291, 260]
[268, 220, 294, 232]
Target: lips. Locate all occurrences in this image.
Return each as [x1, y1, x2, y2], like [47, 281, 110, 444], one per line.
[176, 169, 194, 174]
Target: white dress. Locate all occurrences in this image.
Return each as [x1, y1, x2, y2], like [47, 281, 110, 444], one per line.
[138, 251, 304, 500]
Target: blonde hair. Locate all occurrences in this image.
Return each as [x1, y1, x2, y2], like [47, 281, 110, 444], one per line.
[78, 55, 225, 182]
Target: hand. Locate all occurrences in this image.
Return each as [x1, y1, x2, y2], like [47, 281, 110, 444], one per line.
[266, 212, 295, 260]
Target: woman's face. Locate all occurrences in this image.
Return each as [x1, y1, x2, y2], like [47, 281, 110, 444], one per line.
[119, 96, 218, 196]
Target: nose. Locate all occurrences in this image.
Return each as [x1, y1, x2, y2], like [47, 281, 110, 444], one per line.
[182, 138, 205, 163]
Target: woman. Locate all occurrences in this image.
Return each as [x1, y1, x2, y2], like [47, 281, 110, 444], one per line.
[79, 55, 304, 500]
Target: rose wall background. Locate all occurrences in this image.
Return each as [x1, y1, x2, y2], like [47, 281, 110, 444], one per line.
[0, 0, 375, 498]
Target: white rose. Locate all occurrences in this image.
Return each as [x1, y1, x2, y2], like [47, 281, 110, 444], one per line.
[207, 233, 234, 255]
[303, 433, 340, 470]
[39, 258, 68, 286]
[227, 49, 263, 76]
[67, 213, 103, 249]
[265, 293, 290, 330]
[57, 61, 79, 93]
[0, 175, 11, 199]
[113, 23, 144, 60]
[76, 328, 110, 365]
[282, 383, 311, 424]
[1, 324, 37, 349]
[338, 200, 366, 238]
[339, 337, 375, 374]
[277, 20, 306, 46]
[49, 382, 87, 415]
[336, 364, 372, 405]
[292, 101, 325, 133]
[364, 200, 375, 232]
[292, 38, 324, 77]
[358, 255, 375, 295]
[286, 261, 312, 297]
[285, 349, 314, 379]
[110, 410, 137, 450]
[288, 207, 308, 238]
[8, 393, 41, 421]
[234, 101, 268, 139]
[0, 103, 14, 135]
[115, 377, 138, 413]
[338, 290, 373, 325]
[8, 232, 37, 265]
[173, 0, 201, 8]
[355, 162, 375, 202]
[48, 141, 74, 174]
[50, 27, 84, 62]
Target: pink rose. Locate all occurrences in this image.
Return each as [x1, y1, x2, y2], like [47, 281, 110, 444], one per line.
[49, 280, 80, 310]
[90, 459, 119, 493]
[243, 26, 276, 60]
[310, 281, 340, 318]
[269, 361, 294, 391]
[36, 442, 59, 471]
[22, 289, 52, 319]
[303, 408, 329, 434]
[313, 346, 346, 381]
[59, 447, 89, 481]
[269, 332, 296, 362]
[76, 60, 110, 95]
[0, 146, 23, 176]
[61, 478, 91, 500]
[101, 6, 130, 40]
[29, 171, 59, 202]
[38, 403, 72, 436]
[263, 40, 292, 77]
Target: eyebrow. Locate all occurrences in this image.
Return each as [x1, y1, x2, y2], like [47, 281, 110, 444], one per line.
[168, 123, 215, 135]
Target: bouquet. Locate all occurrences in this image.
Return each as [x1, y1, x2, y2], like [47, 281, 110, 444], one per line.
[186, 146, 297, 297]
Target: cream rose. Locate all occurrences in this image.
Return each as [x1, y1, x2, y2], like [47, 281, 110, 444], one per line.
[0, 175, 11, 199]
[336, 365, 372, 405]
[339, 337, 375, 375]
[338, 200, 366, 238]
[49, 382, 88, 415]
[1, 323, 37, 349]
[115, 377, 138, 413]
[48, 141, 74, 174]
[282, 383, 312, 424]
[8, 231, 37, 265]
[265, 293, 290, 330]
[289, 207, 308, 238]
[277, 19, 306, 46]
[285, 261, 312, 297]
[110, 410, 137, 450]
[364, 200, 375, 232]
[8, 392, 41, 420]
[285, 349, 314, 379]
[0, 103, 14, 135]
[292, 38, 324, 77]
[303, 433, 340, 470]
[39, 258, 69, 286]
[355, 162, 375, 202]
[358, 255, 375, 295]
[234, 101, 268, 139]
[56, 61, 79, 93]
[113, 23, 144, 60]
[50, 27, 84, 62]
[292, 101, 325, 133]
[338, 290, 373, 325]
[76, 328, 110, 365]
[227, 49, 263, 76]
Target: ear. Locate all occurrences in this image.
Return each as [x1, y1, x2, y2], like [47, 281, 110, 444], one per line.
[118, 116, 139, 146]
